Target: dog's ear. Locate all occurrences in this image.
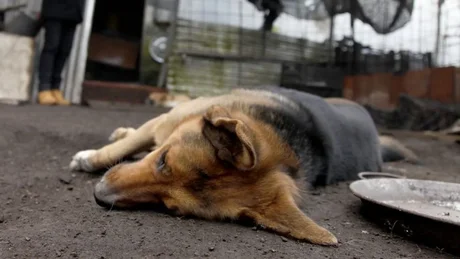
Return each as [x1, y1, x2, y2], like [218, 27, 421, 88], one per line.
[202, 105, 257, 171]
[242, 187, 338, 245]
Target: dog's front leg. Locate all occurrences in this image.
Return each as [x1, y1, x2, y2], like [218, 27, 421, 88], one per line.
[70, 95, 223, 172]
[70, 114, 167, 172]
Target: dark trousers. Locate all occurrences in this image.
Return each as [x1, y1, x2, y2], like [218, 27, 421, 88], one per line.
[38, 19, 77, 91]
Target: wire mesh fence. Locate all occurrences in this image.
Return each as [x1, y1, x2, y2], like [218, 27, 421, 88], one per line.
[162, 0, 460, 98]
[439, 0, 460, 67]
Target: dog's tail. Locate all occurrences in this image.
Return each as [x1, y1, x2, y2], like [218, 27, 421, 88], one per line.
[379, 135, 420, 164]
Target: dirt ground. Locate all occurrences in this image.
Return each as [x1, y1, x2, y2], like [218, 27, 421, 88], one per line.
[1, 104, 459, 259]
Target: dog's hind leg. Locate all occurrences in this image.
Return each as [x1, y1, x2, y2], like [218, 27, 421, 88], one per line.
[108, 127, 136, 143]
[379, 135, 420, 164]
[109, 127, 157, 151]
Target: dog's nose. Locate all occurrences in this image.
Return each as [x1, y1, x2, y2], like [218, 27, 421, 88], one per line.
[93, 180, 116, 208]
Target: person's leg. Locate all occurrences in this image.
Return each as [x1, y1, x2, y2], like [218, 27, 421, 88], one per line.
[51, 21, 77, 105]
[38, 20, 62, 105]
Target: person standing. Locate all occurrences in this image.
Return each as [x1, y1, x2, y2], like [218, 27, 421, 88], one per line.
[37, 0, 85, 105]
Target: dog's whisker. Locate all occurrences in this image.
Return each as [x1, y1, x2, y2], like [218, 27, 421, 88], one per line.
[108, 200, 115, 212]
[104, 158, 123, 171]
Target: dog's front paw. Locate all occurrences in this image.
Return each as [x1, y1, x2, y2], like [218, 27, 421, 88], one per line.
[70, 150, 97, 172]
[108, 127, 135, 142]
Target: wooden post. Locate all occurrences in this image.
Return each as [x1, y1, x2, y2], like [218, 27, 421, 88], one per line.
[67, 0, 96, 104]
[434, 0, 445, 66]
[349, 0, 356, 75]
[328, 10, 335, 66]
[156, 0, 179, 89]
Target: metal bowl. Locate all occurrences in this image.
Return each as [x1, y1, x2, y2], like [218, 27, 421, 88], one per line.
[350, 177, 460, 255]
[350, 178, 460, 226]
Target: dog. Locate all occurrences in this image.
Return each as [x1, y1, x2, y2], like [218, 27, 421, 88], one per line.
[70, 87, 417, 246]
[147, 92, 192, 108]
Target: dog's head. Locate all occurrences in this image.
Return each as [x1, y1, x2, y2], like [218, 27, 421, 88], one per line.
[93, 105, 337, 245]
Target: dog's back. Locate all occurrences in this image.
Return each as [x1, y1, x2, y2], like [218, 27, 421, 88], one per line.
[237, 87, 382, 186]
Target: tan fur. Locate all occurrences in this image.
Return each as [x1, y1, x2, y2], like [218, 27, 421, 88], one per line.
[73, 91, 347, 245]
[148, 92, 192, 108]
[88, 93, 283, 168]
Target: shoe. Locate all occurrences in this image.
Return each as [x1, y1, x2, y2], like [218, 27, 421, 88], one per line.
[38, 90, 57, 105]
[52, 90, 71, 105]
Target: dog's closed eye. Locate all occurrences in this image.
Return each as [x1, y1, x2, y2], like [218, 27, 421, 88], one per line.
[157, 150, 168, 171]
[197, 169, 210, 179]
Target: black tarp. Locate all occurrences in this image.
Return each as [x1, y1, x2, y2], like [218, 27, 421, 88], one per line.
[249, 0, 414, 34]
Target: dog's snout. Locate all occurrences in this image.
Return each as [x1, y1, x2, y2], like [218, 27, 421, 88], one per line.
[93, 180, 117, 208]
[93, 161, 151, 209]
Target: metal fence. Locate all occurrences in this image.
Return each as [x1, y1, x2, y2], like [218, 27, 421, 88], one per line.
[160, 0, 460, 98]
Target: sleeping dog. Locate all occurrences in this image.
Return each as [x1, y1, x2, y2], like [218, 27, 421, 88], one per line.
[70, 87, 417, 246]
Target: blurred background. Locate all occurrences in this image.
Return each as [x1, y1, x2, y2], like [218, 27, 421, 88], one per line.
[0, 0, 459, 111]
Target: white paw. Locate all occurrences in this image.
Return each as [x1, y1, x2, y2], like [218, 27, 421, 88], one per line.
[108, 127, 134, 142]
[69, 150, 96, 172]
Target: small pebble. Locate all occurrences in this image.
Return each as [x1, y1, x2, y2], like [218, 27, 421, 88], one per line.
[25, 237, 31, 241]
[208, 246, 215, 251]
[59, 175, 72, 185]
[281, 236, 288, 242]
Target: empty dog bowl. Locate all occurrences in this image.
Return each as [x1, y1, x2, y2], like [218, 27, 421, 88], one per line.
[350, 178, 460, 226]
[350, 177, 460, 255]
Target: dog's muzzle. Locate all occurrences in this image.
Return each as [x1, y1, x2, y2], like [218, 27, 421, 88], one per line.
[93, 178, 118, 208]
